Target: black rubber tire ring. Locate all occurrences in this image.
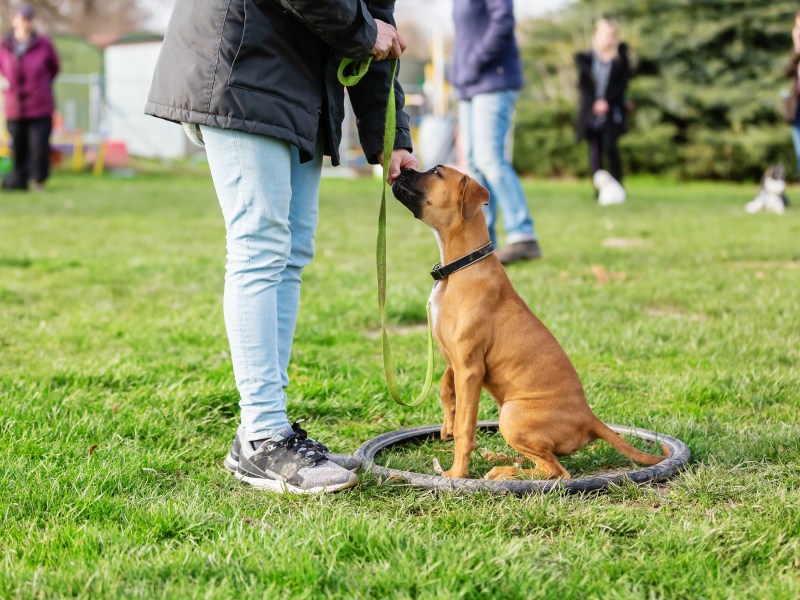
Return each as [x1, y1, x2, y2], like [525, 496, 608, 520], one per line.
[355, 421, 691, 495]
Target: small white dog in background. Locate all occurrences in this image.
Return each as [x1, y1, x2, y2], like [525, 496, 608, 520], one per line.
[593, 170, 626, 206]
[745, 165, 789, 215]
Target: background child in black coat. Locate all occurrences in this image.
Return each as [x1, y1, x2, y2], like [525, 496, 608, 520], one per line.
[575, 18, 630, 184]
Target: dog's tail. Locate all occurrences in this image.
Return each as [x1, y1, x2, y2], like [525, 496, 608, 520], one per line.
[590, 419, 667, 465]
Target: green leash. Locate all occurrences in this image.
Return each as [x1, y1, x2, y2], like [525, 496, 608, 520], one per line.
[338, 56, 435, 408]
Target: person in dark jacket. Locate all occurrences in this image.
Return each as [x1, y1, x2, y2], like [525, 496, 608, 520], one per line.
[450, 0, 541, 265]
[0, 5, 60, 191]
[575, 17, 630, 185]
[146, 0, 416, 494]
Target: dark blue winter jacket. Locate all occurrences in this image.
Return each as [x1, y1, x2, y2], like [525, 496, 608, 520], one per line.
[449, 0, 524, 100]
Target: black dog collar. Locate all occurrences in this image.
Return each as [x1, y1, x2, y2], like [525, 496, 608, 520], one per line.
[430, 242, 495, 281]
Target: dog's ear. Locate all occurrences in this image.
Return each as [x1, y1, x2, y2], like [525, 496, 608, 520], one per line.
[460, 176, 489, 220]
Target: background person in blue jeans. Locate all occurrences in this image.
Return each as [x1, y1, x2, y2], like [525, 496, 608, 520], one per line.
[450, 0, 541, 265]
[788, 10, 800, 179]
[146, 0, 417, 494]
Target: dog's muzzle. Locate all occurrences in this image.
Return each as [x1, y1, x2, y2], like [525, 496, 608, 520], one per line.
[391, 169, 427, 219]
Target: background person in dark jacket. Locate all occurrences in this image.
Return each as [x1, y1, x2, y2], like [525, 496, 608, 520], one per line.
[575, 17, 630, 186]
[450, 0, 541, 265]
[146, 0, 415, 494]
[0, 5, 60, 191]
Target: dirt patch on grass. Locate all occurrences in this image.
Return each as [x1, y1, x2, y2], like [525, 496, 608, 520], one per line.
[602, 237, 651, 249]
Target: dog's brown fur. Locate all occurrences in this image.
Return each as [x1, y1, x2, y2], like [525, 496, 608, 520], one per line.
[392, 165, 666, 480]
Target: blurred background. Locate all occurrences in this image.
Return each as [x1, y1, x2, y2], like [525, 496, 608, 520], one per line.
[0, 0, 796, 181]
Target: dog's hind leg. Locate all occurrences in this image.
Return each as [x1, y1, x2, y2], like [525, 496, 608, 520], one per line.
[439, 367, 455, 442]
[492, 401, 572, 480]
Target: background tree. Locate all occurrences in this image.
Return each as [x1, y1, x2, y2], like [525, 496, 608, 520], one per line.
[514, 0, 799, 180]
[0, 0, 149, 39]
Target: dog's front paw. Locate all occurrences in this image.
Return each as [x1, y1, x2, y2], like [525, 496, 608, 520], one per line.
[439, 426, 453, 441]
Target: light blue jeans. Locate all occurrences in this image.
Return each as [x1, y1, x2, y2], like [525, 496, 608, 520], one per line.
[458, 90, 536, 247]
[201, 126, 322, 442]
[791, 116, 800, 178]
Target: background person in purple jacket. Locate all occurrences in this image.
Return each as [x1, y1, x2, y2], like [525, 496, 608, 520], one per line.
[450, 0, 540, 264]
[0, 5, 60, 191]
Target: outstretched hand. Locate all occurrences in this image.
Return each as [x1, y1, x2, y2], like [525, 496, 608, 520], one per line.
[380, 149, 418, 184]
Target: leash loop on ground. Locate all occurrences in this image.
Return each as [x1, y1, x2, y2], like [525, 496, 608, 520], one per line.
[338, 56, 435, 408]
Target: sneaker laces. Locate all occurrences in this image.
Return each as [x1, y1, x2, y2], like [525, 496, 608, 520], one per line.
[283, 433, 325, 463]
[291, 421, 329, 454]
[255, 424, 324, 464]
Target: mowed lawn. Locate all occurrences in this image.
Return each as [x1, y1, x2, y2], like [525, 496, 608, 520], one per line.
[1, 171, 799, 598]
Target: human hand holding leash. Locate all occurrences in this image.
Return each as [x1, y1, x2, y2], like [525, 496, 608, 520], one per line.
[373, 20, 407, 60]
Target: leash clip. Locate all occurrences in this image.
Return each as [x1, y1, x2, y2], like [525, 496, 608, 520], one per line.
[430, 263, 445, 281]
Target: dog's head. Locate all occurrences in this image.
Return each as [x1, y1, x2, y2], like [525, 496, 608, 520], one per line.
[763, 164, 787, 195]
[391, 165, 489, 235]
[764, 164, 786, 182]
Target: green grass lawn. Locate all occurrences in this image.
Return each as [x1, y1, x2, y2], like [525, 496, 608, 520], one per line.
[1, 172, 799, 598]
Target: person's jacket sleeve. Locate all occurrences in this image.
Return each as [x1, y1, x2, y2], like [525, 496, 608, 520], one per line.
[574, 51, 593, 103]
[47, 38, 60, 80]
[462, 0, 515, 84]
[345, 1, 412, 163]
[271, 0, 377, 58]
[605, 44, 629, 105]
[272, 0, 411, 162]
[347, 59, 412, 163]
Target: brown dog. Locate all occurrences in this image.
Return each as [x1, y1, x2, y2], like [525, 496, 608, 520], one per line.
[391, 165, 666, 480]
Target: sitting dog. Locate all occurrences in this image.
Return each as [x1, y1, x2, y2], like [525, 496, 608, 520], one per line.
[593, 169, 626, 206]
[392, 166, 665, 480]
[745, 165, 789, 215]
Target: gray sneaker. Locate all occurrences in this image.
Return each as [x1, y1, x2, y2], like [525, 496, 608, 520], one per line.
[288, 421, 361, 471]
[496, 240, 542, 265]
[224, 422, 360, 473]
[224, 424, 359, 494]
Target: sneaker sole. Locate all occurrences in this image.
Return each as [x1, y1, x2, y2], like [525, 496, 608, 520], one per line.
[223, 453, 238, 474]
[224, 450, 360, 473]
[235, 470, 359, 494]
[226, 449, 358, 494]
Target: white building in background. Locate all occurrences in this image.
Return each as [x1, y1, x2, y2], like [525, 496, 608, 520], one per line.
[104, 33, 188, 159]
